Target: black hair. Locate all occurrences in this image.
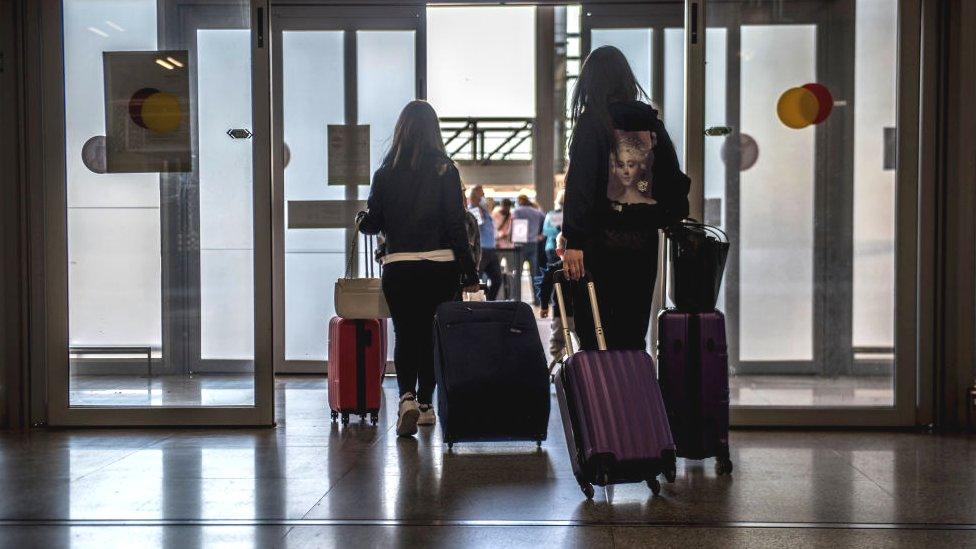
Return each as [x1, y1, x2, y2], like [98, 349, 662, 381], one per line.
[570, 46, 648, 148]
[382, 100, 448, 171]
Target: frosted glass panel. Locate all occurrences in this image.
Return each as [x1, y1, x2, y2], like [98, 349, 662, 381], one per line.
[738, 25, 815, 361]
[285, 252, 345, 361]
[198, 29, 255, 360]
[358, 30, 416, 183]
[64, 0, 258, 407]
[63, 0, 159, 209]
[427, 6, 536, 117]
[282, 31, 345, 203]
[68, 209, 162, 347]
[281, 30, 348, 361]
[853, 0, 897, 348]
[663, 28, 684, 164]
[200, 250, 254, 361]
[64, 0, 161, 352]
[591, 29, 652, 93]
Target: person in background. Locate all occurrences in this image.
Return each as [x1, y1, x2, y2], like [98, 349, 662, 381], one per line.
[562, 46, 690, 351]
[492, 198, 514, 250]
[467, 185, 502, 300]
[542, 189, 565, 265]
[512, 195, 546, 305]
[538, 233, 573, 368]
[359, 100, 480, 437]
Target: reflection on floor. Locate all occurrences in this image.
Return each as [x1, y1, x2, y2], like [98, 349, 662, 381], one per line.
[5, 376, 973, 547]
[731, 374, 893, 407]
[70, 374, 255, 407]
[70, 371, 893, 409]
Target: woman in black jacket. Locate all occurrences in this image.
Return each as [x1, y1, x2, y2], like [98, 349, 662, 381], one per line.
[359, 100, 480, 437]
[562, 46, 690, 351]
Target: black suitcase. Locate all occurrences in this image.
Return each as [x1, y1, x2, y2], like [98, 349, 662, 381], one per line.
[433, 301, 550, 449]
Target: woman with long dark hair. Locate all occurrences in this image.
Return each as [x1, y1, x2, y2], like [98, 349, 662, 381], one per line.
[359, 100, 480, 437]
[562, 46, 690, 351]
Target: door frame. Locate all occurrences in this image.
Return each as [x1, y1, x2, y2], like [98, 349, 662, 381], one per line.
[42, 0, 274, 426]
[582, 0, 922, 426]
[270, 4, 424, 374]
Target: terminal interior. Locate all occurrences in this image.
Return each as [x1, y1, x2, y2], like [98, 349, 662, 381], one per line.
[2, 0, 974, 546]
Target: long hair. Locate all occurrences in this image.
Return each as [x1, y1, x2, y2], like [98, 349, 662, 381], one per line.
[570, 46, 647, 148]
[382, 100, 448, 171]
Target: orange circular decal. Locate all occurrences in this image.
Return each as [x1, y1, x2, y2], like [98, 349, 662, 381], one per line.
[777, 87, 820, 129]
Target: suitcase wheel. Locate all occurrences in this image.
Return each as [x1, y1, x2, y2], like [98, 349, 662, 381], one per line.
[664, 463, 677, 483]
[579, 481, 595, 499]
[715, 457, 733, 476]
[646, 478, 662, 496]
[341, 413, 350, 425]
[370, 412, 379, 425]
[330, 410, 338, 422]
[447, 442, 454, 452]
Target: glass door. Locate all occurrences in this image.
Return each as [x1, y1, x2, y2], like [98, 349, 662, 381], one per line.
[270, 6, 422, 374]
[51, 0, 273, 425]
[582, 0, 920, 425]
[700, 0, 919, 424]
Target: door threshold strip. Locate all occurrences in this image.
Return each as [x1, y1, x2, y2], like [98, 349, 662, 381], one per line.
[0, 519, 973, 530]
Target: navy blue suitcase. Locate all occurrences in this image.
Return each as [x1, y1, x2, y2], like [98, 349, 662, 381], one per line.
[433, 301, 550, 449]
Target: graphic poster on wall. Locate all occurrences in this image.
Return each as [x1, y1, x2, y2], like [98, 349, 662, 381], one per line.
[103, 50, 191, 173]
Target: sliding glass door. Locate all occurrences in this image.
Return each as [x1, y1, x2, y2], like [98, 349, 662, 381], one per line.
[582, 0, 920, 425]
[270, 6, 423, 374]
[49, 0, 273, 425]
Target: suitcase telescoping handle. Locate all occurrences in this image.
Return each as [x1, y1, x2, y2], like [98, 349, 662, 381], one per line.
[553, 270, 607, 353]
[346, 218, 379, 279]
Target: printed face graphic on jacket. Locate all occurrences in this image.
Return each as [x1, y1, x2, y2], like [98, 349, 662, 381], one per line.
[608, 130, 657, 205]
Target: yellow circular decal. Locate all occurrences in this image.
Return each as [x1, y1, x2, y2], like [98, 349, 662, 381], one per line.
[140, 92, 182, 134]
[776, 87, 819, 129]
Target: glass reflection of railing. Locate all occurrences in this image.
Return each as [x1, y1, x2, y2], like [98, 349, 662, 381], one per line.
[440, 117, 534, 163]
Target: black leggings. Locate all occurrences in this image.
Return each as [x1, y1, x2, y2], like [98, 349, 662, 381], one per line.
[382, 261, 460, 403]
[479, 249, 503, 300]
[573, 235, 659, 351]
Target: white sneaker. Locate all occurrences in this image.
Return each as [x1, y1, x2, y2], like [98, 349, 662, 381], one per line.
[418, 404, 436, 426]
[396, 393, 420, 437]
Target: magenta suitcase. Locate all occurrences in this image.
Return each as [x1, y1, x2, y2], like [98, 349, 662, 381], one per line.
[552, 273, 676, 499]
[657, 309, 732, 475]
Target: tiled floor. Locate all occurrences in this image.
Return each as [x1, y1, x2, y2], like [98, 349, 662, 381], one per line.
[3, 376, 975, 547]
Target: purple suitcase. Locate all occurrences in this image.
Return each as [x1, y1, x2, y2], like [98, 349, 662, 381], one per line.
[657, 309, 732, 475]
[552, 273, 676, 499]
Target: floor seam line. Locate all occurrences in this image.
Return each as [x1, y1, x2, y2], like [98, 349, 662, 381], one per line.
[2, 520, 976, 530]
[296, 461, 360, 520]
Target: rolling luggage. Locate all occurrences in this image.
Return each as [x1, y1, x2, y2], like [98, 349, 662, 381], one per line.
[552, 272, 676, 499]
[657, 309, 733, 475]
[433, 301, 550, 449]
[328, 317, 387, 425]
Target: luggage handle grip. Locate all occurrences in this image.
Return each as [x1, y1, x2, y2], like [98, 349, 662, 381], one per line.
[346, 216, 380, 279]
[553, 269, 607, 353]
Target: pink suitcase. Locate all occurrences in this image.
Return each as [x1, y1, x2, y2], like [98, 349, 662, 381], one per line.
[552, 272, 676, 498]
[328, 317, 387, 425]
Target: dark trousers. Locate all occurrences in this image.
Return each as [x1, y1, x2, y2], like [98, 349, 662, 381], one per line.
[382, 261, 459, 403]
[479, 248, 503, 300]
[573, 233, 659, 351]
[516, 243, 540, 304]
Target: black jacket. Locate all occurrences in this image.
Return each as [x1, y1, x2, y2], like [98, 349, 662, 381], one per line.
[359, 152, 479, 286]
[563, 101, 690, 252]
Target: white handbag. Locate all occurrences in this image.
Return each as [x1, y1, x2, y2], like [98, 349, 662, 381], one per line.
[334, 224, 390, 319]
